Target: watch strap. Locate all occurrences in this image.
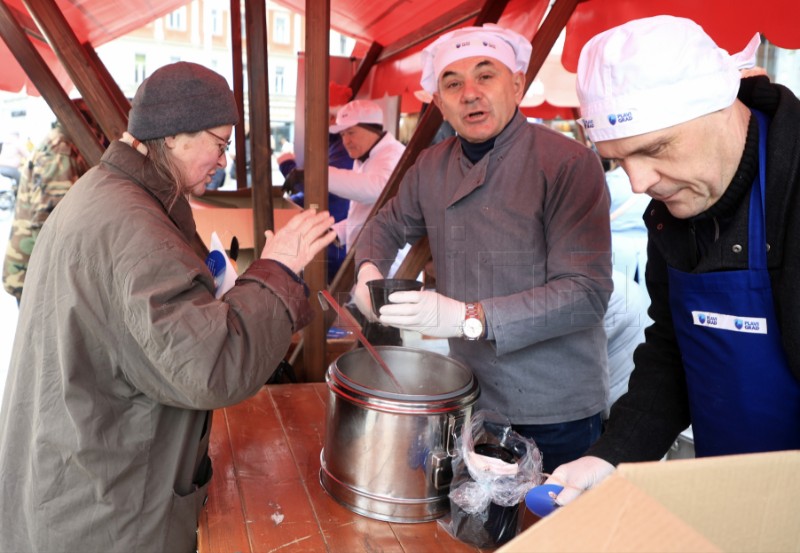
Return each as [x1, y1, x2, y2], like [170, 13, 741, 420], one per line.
[464, 302, 485, 339]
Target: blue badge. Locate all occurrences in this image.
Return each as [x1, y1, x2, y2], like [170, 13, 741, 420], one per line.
[608, 114, 617, 126]
[205, 250, 226, 290]
[206, 250, 225, 278]
[525, 484, 564, 517]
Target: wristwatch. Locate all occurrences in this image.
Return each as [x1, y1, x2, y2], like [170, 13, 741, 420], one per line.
[463, 302, 484, 340]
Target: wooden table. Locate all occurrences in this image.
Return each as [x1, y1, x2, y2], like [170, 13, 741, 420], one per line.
[197, 383, 488, 552]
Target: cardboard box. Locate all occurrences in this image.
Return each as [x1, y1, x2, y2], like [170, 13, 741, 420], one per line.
[190, 193, 301, 250]
[190, 191, 301, 271]
[498, 450, 800, 553]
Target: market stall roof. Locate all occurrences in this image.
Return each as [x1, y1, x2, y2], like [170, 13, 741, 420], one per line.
[276, 0, 800, 55]
[273, 0, 800, 108]
[0, 0, 192, 94]
[3, 0, 799, 99]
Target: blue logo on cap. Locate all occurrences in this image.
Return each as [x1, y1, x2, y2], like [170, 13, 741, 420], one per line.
[735, 319, 743, 329]
[698, 313, 706, 324]
[608, 114, 617, 126]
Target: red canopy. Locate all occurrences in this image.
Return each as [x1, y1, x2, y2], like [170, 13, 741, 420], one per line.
[0, 0, 192, 94]
[2, 0, 799, 102]
[561, 0, 800, 72]
[278, 0, 800, 114]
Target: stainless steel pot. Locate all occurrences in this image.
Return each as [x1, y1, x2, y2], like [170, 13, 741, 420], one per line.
[320, 345, 480, 523]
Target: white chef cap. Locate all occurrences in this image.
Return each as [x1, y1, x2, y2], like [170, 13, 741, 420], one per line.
[576, 15, 761, 142]
[420, 23, 532, 94]
[329, 100, 384, 134]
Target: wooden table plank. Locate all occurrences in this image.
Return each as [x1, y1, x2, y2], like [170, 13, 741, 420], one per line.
[271, 384, 328, 486]
[225, 390, 298, 481]
[198, 409, 251, 553]
[240, 476, 327, 552]
[199, 383, 487, 553]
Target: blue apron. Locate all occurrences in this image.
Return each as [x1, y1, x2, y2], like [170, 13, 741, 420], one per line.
[667, 109, 800, 457]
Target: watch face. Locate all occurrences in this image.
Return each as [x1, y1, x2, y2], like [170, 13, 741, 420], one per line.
[464, 318, 483, 339]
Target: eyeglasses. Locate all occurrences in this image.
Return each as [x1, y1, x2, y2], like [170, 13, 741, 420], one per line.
[204, 129, 231, 158]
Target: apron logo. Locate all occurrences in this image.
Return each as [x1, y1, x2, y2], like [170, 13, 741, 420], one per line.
[691, 311, 767, 334]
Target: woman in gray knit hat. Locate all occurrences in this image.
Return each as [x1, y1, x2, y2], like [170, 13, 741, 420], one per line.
[0, 62, 335, 553]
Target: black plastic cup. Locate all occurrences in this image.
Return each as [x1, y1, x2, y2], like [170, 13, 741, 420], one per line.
[450, 442, 523, 548]
[367, 279, 423, 317]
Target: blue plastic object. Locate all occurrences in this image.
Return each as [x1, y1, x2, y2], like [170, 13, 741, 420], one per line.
[205, 250, 227, 291]
[327, 326, 350, 339]
[524, 484, 564, 517]
[205, 250, 226, 278]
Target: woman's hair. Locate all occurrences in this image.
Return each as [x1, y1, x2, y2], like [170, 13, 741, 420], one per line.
[142, 137, 190, 210]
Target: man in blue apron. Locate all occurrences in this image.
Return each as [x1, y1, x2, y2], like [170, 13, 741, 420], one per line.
[546, 15, 800, 505]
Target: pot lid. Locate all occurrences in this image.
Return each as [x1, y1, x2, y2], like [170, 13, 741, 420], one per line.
[330, 345, 477, 401]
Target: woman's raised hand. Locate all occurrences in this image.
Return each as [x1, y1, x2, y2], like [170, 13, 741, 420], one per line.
[261, 209, 336, 274]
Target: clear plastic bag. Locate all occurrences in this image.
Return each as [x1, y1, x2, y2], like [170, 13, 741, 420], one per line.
[438, 410, 542, 548]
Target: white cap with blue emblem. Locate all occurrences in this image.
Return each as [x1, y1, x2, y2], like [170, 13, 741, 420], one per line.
[576, 15, 760, 142]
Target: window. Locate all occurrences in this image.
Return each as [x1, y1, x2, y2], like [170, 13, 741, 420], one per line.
[134, 53, 146, 84]
[210, 9, 223, 36]
[274, 66, 285, 94]
[273, 13, 289, 44]
[329, 30, 355, 56]
[166, 7, 187, 31]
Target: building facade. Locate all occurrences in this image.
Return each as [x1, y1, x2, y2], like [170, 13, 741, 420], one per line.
[1, 0, 355, 161]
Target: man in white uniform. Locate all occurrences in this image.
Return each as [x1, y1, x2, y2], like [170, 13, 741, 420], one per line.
[284, 99, 406, 251]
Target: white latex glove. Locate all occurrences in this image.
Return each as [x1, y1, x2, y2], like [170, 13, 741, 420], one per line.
[544, 456, 616, 506]
[353, 263, 384, 322]
[379, 290, 466, 338]
[261, 209, 336, 274]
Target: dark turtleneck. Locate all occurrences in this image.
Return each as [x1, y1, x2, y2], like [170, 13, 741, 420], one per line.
[459, 134, 497, 164]
[458, 109, 519, 163]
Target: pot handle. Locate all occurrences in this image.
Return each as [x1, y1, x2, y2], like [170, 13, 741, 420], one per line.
[446, 412, 464, 456]
[429, 450, 452, 491]
[429, 413, 464, 491]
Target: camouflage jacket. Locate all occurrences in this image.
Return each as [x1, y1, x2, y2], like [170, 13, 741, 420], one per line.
[2, 126, 89, 300]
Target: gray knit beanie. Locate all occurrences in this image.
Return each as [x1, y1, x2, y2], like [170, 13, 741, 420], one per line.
[127, 61, 239, 140]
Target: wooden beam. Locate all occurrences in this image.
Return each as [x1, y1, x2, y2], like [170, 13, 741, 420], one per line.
[82, 42, 130, 125]
[229, 0, 246, 191]
[299, 0, 332, 381]
[393, 235, 430, 279]
[348, 41, 382, 96]
[22, 0, 127, 148]
[525, 0, 583, 89]
[244, 0, 273, 256]
[377, 0, 484, 62]
[0, 1, 103, 165]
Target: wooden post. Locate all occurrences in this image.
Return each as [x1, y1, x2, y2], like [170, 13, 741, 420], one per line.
[299, 0, 331, 381]
[230, 0, 246, 191]
[244, 0, 273, 255]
